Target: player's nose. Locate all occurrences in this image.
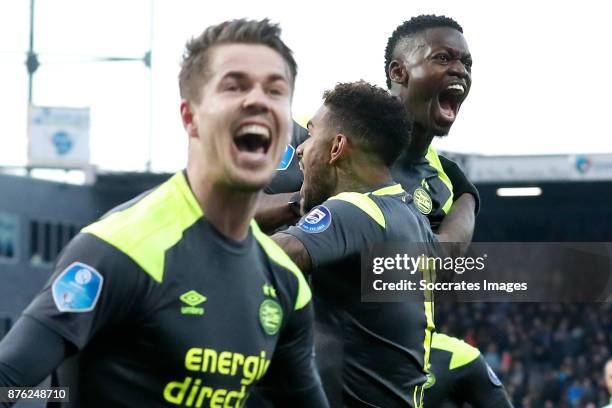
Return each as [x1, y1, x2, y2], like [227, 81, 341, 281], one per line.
[448, 60, 469, 80]
[296, 141, 305, 157]
[242, 84, 270, 113]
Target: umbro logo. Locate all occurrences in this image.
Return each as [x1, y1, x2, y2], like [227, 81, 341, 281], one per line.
[421, 179, 431, 191]
[263, 283, 277, 298]
[180, 290, 206, 315]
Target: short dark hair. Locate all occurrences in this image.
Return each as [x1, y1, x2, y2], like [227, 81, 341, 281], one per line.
[179, 18, 297, 103]
[384, 15, 463, 89]
[323, 81, 411, 166]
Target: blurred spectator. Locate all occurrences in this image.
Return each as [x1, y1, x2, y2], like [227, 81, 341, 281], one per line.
[603, 358, 612, 407]
[484, 342, 500, 368]
[436, 302, 612, 407]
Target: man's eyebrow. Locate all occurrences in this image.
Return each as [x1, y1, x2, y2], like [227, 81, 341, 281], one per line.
[268, 73, 289, 83]
[220, 71, 289, 83]
[438, 46, 471, 59]
[221, 71, 248, 80]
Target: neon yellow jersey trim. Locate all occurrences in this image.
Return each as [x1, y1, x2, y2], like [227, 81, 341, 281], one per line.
[420, 260, 436, 376]
[82, 172, 202, 283]
[329, 192, 385, 228]
[328, 184, 404, 229]
[425, 146, 454, 214]
[432, 332, 481, 370]
[413, 383, 424, 408]
[371, 184, 405, 196]
[251, 221, 312, 311]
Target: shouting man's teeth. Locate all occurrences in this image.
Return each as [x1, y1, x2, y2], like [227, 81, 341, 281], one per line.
[445, 84, 465, 94]
[236, 124, 270, 141]
[234, 123, 273, 156]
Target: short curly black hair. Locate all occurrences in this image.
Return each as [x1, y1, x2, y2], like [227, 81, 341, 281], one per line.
[323, 81, 411, 166]
[384, 15, 463, 89]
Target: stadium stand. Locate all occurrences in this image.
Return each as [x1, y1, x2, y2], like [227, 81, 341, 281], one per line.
[436, 302, 612, 407]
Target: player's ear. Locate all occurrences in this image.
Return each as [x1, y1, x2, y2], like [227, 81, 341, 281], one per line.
[388, 60, 408, 85]
[329, 133, 349, 164]
[180, 100, 198, 139]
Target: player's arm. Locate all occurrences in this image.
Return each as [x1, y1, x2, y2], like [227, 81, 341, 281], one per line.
[437, 156, 480, 255]
[0, 316, 73, 404]
[274, 198, 377, 276]
[0, 233, 140, 399]
[454, 355, 514, 408]
[437, 193, 476, 256]
[256, 192, 301, 234]
[271, 232, 312, 274]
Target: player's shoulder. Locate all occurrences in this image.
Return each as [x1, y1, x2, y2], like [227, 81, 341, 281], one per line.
[432, 333, 481, 369]
[437, 152, 467, 176]
[251, 221, 311, 311]
[323, 184, 407, 229]
[425, 146, 458, 174]
[82, 172, 202, 282]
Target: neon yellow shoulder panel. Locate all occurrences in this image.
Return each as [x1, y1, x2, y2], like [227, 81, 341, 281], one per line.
[327, 184, 405, 228]
[425, 146, 454, 214]
[330, 192, 385, 228]
[82, 172, 202, 283]
[371, 184, 405, 196]
[251, 221, 312, 310]
[432, 332, 480, 370]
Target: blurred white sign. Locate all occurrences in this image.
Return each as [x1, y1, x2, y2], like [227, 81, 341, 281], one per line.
[28, 106, 90, 168]
[572, 155, 612, 179]
[466, 154, 612, 182]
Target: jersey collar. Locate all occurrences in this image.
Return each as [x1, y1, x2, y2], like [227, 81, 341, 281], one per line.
[370, 183, 405, 196]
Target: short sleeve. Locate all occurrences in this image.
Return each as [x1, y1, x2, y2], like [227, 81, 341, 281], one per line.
[283, 198, 385, 272]
[455, 355, 513, 408]
[439, 155, 480, 216]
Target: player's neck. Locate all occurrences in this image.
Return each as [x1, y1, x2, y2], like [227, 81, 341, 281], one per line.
[334, 164, 393, 196]
[406, 125, 434, 160]
[186, 166, 257, 242]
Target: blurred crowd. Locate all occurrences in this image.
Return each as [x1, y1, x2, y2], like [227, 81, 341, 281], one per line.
[436, 302, 612, 407]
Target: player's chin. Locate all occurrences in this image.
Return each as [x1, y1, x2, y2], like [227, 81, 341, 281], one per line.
[431, 117, 453, 137]
[227, 166, 276, 192]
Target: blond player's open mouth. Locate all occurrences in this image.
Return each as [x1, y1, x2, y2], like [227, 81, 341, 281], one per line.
[232, 122, 273, 168]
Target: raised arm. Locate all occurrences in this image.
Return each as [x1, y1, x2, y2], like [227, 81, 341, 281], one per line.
[437, 193, 476, 255]
[437, 155, 480, 255]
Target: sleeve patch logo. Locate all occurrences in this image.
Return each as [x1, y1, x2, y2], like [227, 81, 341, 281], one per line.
[52, 262, 104, 313]
[277, 144, 295, 171]
[297, 205, 332, 233]
[486, 363, 503, 387]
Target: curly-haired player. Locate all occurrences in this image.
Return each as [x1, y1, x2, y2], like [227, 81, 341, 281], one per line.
[263, 81, 438, 407]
